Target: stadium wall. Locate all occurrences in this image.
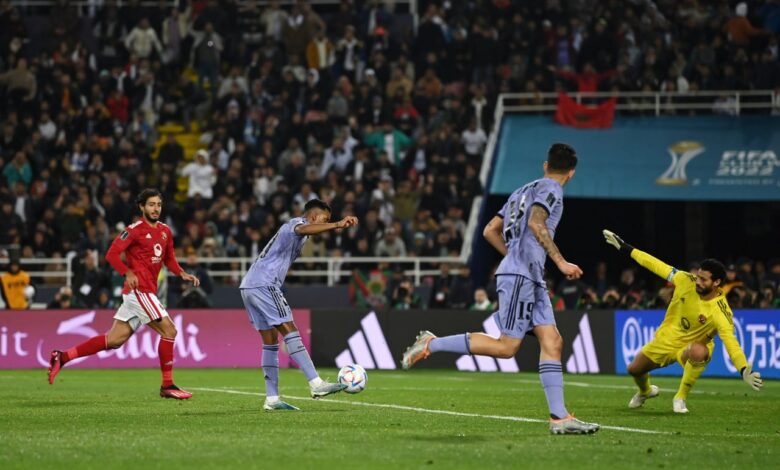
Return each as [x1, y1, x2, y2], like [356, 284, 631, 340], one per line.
[310, 309, 616, 374]
[489, 115, 780, 200]
[0, 309, 310, 369]
[3, 309, 778, 379]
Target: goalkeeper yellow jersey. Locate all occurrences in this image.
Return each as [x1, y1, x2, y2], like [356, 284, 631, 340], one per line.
[631, 249, 748, 372]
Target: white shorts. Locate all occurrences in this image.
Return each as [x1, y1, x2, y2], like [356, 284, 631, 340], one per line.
[114, 291, 169, 331]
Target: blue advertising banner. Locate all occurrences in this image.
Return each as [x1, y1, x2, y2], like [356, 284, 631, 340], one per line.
[615, 309, 780, 379]
[490, 115, 780, 200]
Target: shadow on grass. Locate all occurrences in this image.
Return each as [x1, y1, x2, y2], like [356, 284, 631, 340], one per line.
[409, 434, 490, 444]
[14, 400, 92, 408]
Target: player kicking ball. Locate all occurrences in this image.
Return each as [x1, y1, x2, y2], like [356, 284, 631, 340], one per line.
[603, 230, 763, 413]
[240, 199, 357, 411]
[402, 144, 599, 435]
[48, 189, 201, 399]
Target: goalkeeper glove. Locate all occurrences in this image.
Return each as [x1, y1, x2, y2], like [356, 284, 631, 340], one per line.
[741, 366, 763, 391]
[602, 229, 634, 255]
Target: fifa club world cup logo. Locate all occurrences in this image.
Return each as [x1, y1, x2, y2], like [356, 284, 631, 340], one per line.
[656, 141, 705, 185]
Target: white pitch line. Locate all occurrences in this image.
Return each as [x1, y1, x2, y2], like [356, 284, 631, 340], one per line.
[191, 387, 670, 435]
[514, 379, 718, 395]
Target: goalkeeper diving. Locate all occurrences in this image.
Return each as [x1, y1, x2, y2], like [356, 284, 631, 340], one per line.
[603, 230, 763, 413]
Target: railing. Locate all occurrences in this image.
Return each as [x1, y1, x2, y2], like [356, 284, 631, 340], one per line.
[0, 255, 75, 287]
[10, 0, 416, 10]
[1, 255, 463, 287]
[204, 256, 464, 286]
[496, 90, 778, 116]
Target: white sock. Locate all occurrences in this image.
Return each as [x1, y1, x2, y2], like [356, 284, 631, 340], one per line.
[308, 377, 324, 388]
[265, 395, 279, 403]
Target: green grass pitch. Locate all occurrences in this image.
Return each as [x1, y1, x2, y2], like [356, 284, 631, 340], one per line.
[1, 369, 777, 469]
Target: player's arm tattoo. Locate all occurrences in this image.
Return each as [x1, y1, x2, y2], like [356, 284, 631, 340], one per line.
[483, 216, 507, 256]
[528, 204, 565, 265]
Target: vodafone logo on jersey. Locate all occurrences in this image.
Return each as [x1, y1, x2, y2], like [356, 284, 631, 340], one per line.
[152, 243, 163, 264]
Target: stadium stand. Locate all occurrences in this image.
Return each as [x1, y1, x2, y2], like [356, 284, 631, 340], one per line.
[0, 0, 778, 309]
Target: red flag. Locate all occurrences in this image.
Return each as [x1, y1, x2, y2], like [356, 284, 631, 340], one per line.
[554, 92, 617, 129]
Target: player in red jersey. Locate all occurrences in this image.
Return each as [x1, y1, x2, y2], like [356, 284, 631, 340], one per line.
[48, 189, 200, 399]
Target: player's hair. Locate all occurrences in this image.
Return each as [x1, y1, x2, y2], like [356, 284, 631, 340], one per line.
[304, 199, 332, 214]
[699, 258, 726, 284]
[547, 143, 578, 172]
[136, 188, 162, 208]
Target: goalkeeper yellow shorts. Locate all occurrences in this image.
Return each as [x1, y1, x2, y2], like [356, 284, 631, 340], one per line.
[641, 339, 715, 368]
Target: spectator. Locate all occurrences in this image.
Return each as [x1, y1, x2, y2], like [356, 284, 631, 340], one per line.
[180, 149, 216, 201]
[158, 133, 184, 172]
[556, 277, 589, 310]
[217, 66, 249, 100]
[12, 181, 33, 227]
[449, 264, 475, 309]
[106, 89, 130, 124]
[724, 2, 769, 47]
[177, 282, 212, 308]
[1, 258, 31, 309]
[0, 58, 36, 105]
[469, 288, 496, 311]
[550, 62, 615, 93]
[601, 287, 622, 309]
[72, 250, 109, 307]
[306, 27, 335, 73]
[371, 174, 396, 227]
[374, 226, 406, 257]
[461, 119, 487, 159]
[124, 18, 163, 60]
[48, 286, 75, 309]
[416, 68, 443, 101]
[363, 123, 411, 166]
[618, 267, 643, 295]
[171, 250, 213, 299]
[336, 25, 363, 83]
[546, 278, 567, 312]
[260, 0, 288, 43]
[161, 7, 190, 69]
[386, 67, 413, 101]
[3, 151, 32, 189]
[392, 180, 420, 224]
[320, 135, 354, 177]
[757, 281, 777, 308]
[191, 22, 223, 99]
[736, 257, 758, 291]
[391, 278, 422, 310]
[591, 261, 610, 297]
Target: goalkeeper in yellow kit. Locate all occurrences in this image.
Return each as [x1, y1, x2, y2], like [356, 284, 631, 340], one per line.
[603, 230, 763, 413]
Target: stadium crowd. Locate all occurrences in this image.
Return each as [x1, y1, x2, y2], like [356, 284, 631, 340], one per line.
[0, 0, 778, 309]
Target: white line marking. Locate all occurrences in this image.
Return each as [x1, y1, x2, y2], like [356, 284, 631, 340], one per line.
[515, 379, 718, 395]
[191, 387, 670, 435]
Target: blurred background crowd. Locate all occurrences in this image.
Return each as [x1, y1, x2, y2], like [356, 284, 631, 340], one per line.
[0, 0, 778, 310]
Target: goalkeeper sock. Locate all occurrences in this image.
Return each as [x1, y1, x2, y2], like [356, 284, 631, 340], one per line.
[429, 334, 471, 354]
[283, 331, 318, 382]
[262, 344, 280, 400]
[634, 373, 652, 395]
[674, 359, 706, 400]
[63, 335, 107, 364]
[539, 361, 569, 420]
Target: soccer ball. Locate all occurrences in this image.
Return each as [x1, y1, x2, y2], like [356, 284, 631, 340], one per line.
[337, 364, 367, 394]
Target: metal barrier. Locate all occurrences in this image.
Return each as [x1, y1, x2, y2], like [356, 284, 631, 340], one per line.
[0, 255, 75, 287]
[191, 256, 464, 286]
[10, 0, 416, 9]
[495, 90, 778, 116]
[0, 255, 463, 287]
